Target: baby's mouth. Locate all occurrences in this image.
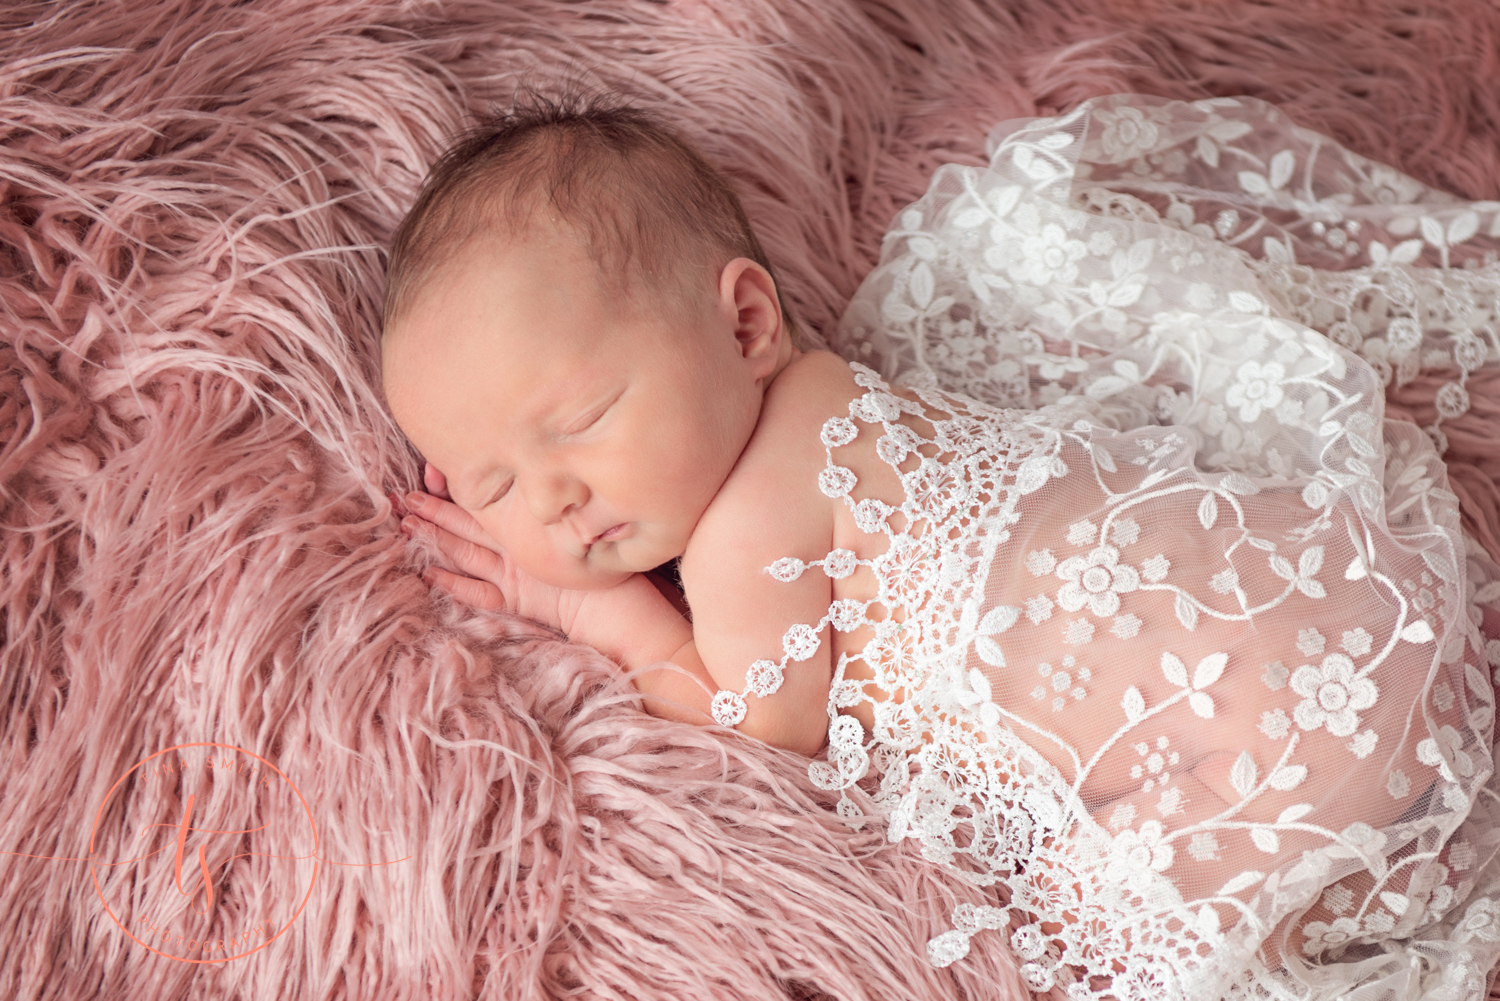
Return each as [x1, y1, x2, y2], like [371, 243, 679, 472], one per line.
[591, 523, 630, 545]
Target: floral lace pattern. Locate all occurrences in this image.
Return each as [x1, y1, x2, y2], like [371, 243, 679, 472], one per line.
[757, 96, 1500, 1000]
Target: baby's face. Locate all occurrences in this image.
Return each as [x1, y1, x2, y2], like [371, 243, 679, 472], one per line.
[383, 230, 780, 590]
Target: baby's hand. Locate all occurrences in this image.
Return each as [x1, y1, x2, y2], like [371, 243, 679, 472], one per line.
[394, 462, 583, 635]
[394, 464, 709, 720]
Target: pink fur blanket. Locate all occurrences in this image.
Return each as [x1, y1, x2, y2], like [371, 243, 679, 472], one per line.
[6, 1, 1500, 998]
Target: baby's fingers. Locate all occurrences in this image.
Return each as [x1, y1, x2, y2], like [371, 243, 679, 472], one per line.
[423, 461, 452, 500]
[422, 566, 507, 612]
[402, 514, 507, 581]
[404, 490, 500, 553]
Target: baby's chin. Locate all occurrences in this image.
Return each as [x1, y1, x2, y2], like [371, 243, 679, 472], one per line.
[519, 560, 627, 591]
[526, 550, 668, 591]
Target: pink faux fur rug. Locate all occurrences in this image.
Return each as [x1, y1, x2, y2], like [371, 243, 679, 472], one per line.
[5, 2, 1500, 999]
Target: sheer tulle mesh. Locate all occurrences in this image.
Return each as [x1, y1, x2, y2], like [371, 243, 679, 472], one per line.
[751, 96, 1500, 999]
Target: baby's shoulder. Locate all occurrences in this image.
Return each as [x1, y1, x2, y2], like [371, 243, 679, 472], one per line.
[734, 348, 860, 490]
[761, 348, 862, 418]
[682, 351, 855, 577]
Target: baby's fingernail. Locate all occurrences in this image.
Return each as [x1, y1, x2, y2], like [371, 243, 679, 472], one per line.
[405, 491, 426, 509]
[400, 516, 417, 534]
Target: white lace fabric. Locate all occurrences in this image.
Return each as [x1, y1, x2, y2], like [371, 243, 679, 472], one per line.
[714, 95, 1500, 1000]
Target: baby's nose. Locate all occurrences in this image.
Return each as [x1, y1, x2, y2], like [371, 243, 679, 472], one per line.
[522, 472, 588, 524]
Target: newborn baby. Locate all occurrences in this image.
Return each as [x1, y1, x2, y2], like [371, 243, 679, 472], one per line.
[381, 101, 850, 754]
[382, 96, 1498, 1000]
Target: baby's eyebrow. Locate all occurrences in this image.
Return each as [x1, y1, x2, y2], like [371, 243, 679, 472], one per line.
[542, 382, 621, 436]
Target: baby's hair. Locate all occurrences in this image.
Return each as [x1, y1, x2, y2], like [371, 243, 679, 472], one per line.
[383, 91, 798, 340]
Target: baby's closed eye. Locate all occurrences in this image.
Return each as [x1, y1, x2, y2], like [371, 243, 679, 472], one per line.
[562, 401, 613, 435]
[479, 478, 514, 508]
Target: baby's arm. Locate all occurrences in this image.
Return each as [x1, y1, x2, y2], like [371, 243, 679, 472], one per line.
[397, 474, 720, 727]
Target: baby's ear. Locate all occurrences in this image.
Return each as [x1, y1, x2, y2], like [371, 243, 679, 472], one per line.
[718, 258, 784, 376]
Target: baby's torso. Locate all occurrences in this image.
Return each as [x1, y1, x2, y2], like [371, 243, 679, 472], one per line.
[695, 355, 1441, 826]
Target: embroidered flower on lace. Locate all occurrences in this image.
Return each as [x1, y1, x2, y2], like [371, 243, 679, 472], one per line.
[1302, 916, 1361, 954]
[1341, 628, 1373, 656]
[1387, 317, 1423, 353]
[1225, 361, 1287, 422]
[1107, 821, 1175, 893]
[767, 557, 805, 583]
[1418, 725, 1473, 782]
[1141, 554, 1170, 582]
[1435, 382, 1471, 419]
[1259, 708, 1291, 739]
[822, 549, 857, 579]
[1210, 568, 1239, 594]
[1062, 618, 1095, 646]
[1322, 884, 1356, 915]
[1290, 653, 1377, 737]
[1360, 164, 1426, 205]
[1443, 783, 1470, 811]
[821, 417, 858, 448]
[1458, 900, 1500, 943]
[1296, 628, 1326, 656]
[1056, 546, 1140, 616]
[1188, 832, 1221, 861]
[745, 660, 784, 697]
[1018, 225, 1089, 286]
[852, 498, 891, 532]
[1026, 549, 1057, 576]
[1130, 736, 1178, 791]
[904, 460, 960, 517]
[710, 690, 747, 726]
[877, 540, 938, 608]
[1348, 730, 1378, 759]
[1096, 105, 1161, 160]
[819, 465, 857, 498]
[1066, 520, 1098, 546]
[1263, 660, 1289, 690]
[828, 599, 864, 633]
[1025, 594, 1055, 624]
[1026, 350, 1089, 380]
[1110, 517, 1141, 546]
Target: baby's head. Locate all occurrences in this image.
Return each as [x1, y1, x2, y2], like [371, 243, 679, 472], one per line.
[381, 96, 798, 590]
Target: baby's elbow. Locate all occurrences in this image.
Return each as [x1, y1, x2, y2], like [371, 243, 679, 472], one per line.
[782, 724, 829, 758]
[772, 731, 828, 758]
[739, 709, 828, 757]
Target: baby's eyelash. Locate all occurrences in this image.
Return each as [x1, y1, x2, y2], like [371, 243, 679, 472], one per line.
[483, 479, 513, 507]
[564, 400, 614, 435]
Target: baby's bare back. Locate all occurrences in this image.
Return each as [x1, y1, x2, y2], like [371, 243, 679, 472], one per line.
[810, 388, 1468, 909]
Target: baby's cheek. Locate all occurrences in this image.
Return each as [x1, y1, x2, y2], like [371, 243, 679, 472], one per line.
[487, 519, 581, 589]
[532, 552, 628, 591]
